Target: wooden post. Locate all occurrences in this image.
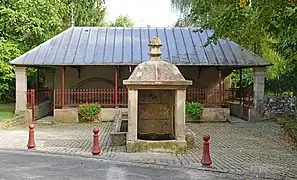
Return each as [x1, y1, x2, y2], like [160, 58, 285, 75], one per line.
[114, 67, 118, 108]
[61, 67, 65, 109]
[218, 69, 222, 106]
[239, 68, 242, 104]
[35, 68, 39, 105]
[222, 73, 225, 105]
[31, 89, 35, 121]
[53, 89, 56, 110]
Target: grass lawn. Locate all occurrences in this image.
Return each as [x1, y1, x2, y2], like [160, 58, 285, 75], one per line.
[0, 104, 15, 120]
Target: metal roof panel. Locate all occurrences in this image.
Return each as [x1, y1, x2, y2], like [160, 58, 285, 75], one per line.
[10, 27, 271, 67]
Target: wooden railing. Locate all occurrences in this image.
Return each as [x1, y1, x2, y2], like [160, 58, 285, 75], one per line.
[186, 88, 231, 107]
[27, 89, 35, 109]
[27, 89, 52, 106]
[226, 88, 253, 120]
[54, 88, 128, 108]
[227, 88, 253, 103]
[36, 89, 52, 105]
[27, 88, 253, 109]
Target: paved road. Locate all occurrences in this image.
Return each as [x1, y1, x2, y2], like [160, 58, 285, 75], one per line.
[0, 150, 259, 180]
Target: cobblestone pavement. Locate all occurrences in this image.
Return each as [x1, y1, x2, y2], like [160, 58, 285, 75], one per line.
[0, 121, 296, 179]
[0, 122, 124, 156]
[187, 121, 297, 179]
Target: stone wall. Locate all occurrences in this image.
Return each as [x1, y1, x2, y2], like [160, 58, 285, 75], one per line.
[53, 108, 126, 123]
[54, 108, 79, 123]
[187, 108, 229, 122]
[202, 108, 229, 122]
[263, 96, 296, 119]
[45, 66, 232, 90]
[228, 96, 296, 120]
[138, 90, 174, 134]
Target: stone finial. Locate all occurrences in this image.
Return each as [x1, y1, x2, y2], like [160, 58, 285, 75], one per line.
[149, 36, 162, 60]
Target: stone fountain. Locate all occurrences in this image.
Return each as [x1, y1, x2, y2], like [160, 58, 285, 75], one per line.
[123, 36, 192, 153]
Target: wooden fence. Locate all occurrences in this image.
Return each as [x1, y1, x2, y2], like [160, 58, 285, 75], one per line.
[26, 88, 252, 109]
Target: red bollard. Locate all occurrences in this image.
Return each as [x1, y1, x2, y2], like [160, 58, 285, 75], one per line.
[201, 135, 212, 166]
[27, 123, 36, 149]
[91, 128, 101, 156]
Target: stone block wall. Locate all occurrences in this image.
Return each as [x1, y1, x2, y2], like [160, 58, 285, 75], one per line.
[54, 108, 79, 123]
[227, 96, 296, 120]
[263, 96, 296, 119]
[138, 90, 174, 134]
[187, 108, 229, 122]
[53, 108, 124, 123]
[202, 108, 229, 122]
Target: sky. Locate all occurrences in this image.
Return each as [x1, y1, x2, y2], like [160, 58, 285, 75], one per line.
[105, 0, 180, 27]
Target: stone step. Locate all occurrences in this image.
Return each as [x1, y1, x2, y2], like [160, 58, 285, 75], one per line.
[36, 116, 54, 125]
[227, 116, 248, 124]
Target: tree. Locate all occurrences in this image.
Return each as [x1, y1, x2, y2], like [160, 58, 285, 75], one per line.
[109, 15, 134, 27]
[172, 0, 297, 56]
[0, 0, 107, 103]
[0, 38, 20, 102]
[0, 0, 68, 50]
[66, 0, 106, 26]
[171, 0, 297, 94]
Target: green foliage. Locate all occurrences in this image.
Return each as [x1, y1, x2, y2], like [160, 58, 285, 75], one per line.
[278, 116, 297, 145]
[172, 0, 297, 55]
[172, 0, 297, 95]
[109, 15, 134, 27]
[78, 103, 101, 123]
[0, 112, 14, 120]
[0, 103, 15, 120]
[0, 0, 106, 103]
[67, 0, 106, 26]
[0, 38, 19, 102]
[0, 0, 68, 49]
[266, 61, 297, 95]
[186, 101, 203, 119]
[231, 69, 253, 88]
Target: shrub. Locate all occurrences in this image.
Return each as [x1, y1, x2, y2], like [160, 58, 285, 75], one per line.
[78, 103, 101, 123]
[278, 116, 297, 145]
[186, 101, 203, 119]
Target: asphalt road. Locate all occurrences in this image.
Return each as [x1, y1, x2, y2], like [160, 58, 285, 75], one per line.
[0, 150, 257, 180]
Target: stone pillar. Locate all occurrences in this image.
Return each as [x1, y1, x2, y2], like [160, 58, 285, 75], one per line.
[15, 66, 27, 113]
[175, 89, 186, 140]
[127, 89, 138, 141]
[253, 67, 265, 112]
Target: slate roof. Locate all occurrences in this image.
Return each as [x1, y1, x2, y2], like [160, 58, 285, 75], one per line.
[10, 27, 271, 67]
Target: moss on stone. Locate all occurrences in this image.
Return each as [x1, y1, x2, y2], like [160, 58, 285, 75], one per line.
[185, 133, 195, 148]
[127, 140, 187, 155]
